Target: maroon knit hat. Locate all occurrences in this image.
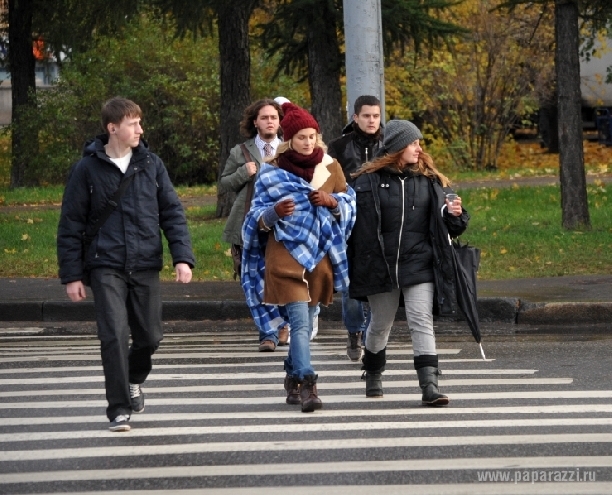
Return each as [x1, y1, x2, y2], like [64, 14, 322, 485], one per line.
[280, 102, 320, 141]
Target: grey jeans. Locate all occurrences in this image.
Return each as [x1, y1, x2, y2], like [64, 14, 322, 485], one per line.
[365, 283, 436, 356]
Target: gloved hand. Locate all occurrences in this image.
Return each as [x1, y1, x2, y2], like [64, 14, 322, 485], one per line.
[274, 199, 295, 217]
[309, 190, 338, 209]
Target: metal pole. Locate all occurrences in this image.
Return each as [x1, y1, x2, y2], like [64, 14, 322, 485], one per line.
[342, 0, 386, 123]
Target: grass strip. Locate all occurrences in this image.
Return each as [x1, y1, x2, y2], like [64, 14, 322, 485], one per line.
[0, 183, 609, 281]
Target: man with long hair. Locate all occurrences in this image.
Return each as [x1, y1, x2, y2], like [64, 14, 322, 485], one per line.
[219, 99, 287, 351]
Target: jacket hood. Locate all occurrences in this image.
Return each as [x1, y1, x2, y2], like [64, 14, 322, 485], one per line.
[82, 134, 149, 157]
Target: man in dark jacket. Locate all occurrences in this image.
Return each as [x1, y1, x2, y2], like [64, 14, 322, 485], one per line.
[327, 95, 383, 361]
[57, 97, 195, 432]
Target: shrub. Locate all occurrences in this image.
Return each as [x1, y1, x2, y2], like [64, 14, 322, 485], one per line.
[15, 14, 221, 186]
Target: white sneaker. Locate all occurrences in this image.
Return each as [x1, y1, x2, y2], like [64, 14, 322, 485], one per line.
[311, 314, 319, 341]
[109, 414, 131, 432]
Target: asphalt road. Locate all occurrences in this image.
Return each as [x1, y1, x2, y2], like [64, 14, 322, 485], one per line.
[1, 320, 612, 494]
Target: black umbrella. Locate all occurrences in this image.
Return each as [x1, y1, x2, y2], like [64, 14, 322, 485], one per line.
[451, 240, 486, 359]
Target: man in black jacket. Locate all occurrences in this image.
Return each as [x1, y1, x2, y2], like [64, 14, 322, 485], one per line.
[327, 95, 383, 361]
[57, 97, 195, 432]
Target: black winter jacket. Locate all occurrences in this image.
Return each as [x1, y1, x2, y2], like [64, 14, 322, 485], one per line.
[327, 123, 383, 185]
[57, 135, 195, 284]
[347, 168, 469, 315]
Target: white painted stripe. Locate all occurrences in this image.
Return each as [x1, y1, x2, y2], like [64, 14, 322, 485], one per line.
[0, 340, 416, 357]
[0, 348, 463, 362]
[0, 358, 495, 374]
[0, 327, 44, 334]
[3, 433, 612, 462]
[0, 349, 99, 356]
[5, 418, 612, 443]
[0, 378, 574, 397]
[1, 456, 609, 484]
[26, 485, 612, 495]
[3, 390, 612, 410]
[3, 404, 612, 426]
[0, 369, 538, 385]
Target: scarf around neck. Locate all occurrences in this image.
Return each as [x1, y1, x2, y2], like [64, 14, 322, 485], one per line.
[277, 147, 324, 183]
[352, 121, 381, 145]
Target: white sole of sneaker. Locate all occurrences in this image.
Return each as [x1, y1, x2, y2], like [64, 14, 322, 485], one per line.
[109, 424, 131, 432]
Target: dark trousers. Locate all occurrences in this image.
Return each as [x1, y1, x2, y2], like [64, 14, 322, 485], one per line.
[90, 268, 163, 420]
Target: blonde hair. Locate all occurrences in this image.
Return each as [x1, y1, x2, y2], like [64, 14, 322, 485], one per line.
[353, 149, 451, 187]
[266, 133, 327, 162]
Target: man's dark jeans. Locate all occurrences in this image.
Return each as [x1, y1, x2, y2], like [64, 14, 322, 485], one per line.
[90, 268, 163, 420]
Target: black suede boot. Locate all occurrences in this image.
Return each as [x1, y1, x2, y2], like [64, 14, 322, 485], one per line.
[300, 374, 322, 413]
[414, 354, 448, 406]
[361, 348, 386, 398]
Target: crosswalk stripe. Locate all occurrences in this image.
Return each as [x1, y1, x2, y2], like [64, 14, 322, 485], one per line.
[25, 485, 612, 495]
[5, 418, 612, 442]
[0, 348, 463, 363]
[3, 404, 612, 425]
[2, 433, 612, 462]
[0, 378, 574, 397]
[0, 368, 539, 385]
[2, 390, 612, 409]
[1, 456, 609, 484]
[0, 341, 371, 351]
[0, 358, 494, 374]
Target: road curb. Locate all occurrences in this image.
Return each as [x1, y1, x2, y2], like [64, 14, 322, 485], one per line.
[517, 301, 612, 325]
[3, 297, 606, 326]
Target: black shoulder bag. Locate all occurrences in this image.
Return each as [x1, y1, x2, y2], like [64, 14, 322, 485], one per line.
[81, 173, 135, 285]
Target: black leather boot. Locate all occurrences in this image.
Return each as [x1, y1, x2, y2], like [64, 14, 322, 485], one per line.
[284, 374, 301, 405]
[300, 374, 322, 413]
[416, 366, 449, 406]
[361, 348, 386, 398]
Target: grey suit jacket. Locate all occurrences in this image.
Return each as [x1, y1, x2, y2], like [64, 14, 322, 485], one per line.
[220, 138, 264, 245]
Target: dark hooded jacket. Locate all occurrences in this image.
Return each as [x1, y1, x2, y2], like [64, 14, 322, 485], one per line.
[327, 122, 383, 185]
[57, 135, 195, 284]
[347, 167, 469, 316]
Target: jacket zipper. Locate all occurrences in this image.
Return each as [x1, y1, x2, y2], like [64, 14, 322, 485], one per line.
[396, 177, 406, 287]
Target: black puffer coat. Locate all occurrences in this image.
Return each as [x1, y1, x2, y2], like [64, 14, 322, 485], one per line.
[57, 135, 195, 284]
[327, 122, 383, 185]
[347, 168, 469, 316]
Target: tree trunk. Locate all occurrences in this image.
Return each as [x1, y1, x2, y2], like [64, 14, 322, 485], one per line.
[215, 0, 257, 218]
[8, 0, 38, 188]
[555, 0, 590, 229]
[307, 5, 343, 144]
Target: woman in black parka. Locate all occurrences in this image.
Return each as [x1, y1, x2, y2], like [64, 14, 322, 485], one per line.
[347, 120, 469, 406]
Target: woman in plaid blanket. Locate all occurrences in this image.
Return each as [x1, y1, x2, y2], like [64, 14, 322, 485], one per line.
[241, 99, 356, 412]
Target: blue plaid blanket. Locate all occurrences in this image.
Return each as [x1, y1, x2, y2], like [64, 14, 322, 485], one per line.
[241, 163, 356, 336]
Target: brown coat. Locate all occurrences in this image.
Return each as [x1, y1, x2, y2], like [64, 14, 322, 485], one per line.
[262, 154, 347, 306]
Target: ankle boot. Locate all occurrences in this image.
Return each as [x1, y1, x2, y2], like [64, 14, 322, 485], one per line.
[361, 348, 386, 398]
[300, 374, 322, 413]
[416, 366, 449, 406]
[284, 374, 301, 405]
[361, 371, 383, 397]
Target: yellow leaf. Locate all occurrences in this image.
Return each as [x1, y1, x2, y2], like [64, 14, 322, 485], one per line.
[27, 218, 34, 224]
[21, 234, 30, 241]
[500, 248, 507, 254]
